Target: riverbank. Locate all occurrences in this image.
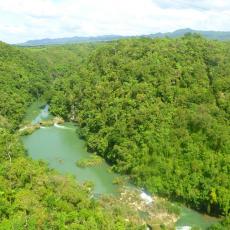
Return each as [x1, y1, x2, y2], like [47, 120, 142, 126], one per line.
[19, 116, 64, 135]
[99, 186, 180, 229]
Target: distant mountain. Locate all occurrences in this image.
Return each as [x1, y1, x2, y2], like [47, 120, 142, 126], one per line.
[147, 28, 230, 40]
[17, 35, 128, 46]
[18, 28, 230, 46]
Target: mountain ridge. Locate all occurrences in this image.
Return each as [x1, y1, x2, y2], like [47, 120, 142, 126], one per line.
[17, 28, 230, 46]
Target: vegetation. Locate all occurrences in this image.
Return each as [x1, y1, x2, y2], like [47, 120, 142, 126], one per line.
[1, 34, 230, 228]
[99, 187, 180, 229]
[18, 116, 65, 136]
[0, 42, 50, 129]
[0, 42, 134, 229]
[208, 215, 230, 230]
[112, 176, 129, 186]
[18, 124, 40, 136]
[0, 128, 132, 229]
[49, 35, 230, 220]
[76, 154, 104, 168]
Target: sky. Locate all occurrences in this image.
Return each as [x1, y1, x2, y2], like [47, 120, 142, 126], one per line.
[0, 0, 230, 44]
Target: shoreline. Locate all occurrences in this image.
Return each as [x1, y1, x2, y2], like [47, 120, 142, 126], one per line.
[18, 116, 64, 135]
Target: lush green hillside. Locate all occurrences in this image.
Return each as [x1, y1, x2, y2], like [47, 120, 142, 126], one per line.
[1, 36, 229, 228]
[26, 43, 95, 79]
[0, 42, 134, 229]
[49, 35, 230, 220]
[0, 42, 50, 128]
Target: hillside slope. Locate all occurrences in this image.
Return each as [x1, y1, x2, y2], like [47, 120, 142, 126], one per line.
[0, 42, 133, 229]
[0, 42, 51, 128]
[50, 35, 230, 219]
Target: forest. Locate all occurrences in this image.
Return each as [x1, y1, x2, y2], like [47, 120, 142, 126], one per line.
[0, 42, 134, 229]
[48, 35, 230, 222]
[0, 35, 229, 229]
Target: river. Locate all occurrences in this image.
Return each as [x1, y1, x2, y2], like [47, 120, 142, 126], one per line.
[21, 102, 219, 229]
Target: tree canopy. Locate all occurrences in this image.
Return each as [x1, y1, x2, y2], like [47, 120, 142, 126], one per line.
[0, 35, 229, 228]
[49, 36, 230, 219]
[0, 42, 134, 229]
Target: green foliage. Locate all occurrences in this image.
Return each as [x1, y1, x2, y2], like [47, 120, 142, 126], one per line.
[0, 42, 134, 229]
[76, 154, 104, 168]
[0, 42, 51, 128]
[0, 128, 131, 229]
[50, 36, 230, 217]
[1, 35, 229, 228]
[208, 215, 230, 229]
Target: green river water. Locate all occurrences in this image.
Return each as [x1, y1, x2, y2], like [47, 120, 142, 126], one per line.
[21, 102, 219, 229]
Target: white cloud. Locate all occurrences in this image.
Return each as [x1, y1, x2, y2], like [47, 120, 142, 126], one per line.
[0, 0, 230, 43]
[152, 0, 230, 11]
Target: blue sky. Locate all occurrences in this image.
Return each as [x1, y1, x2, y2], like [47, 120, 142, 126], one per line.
[0, 0, 230, 43]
